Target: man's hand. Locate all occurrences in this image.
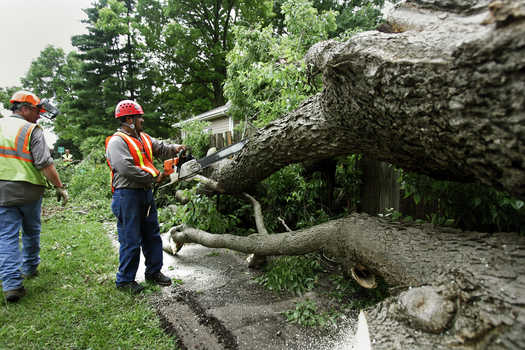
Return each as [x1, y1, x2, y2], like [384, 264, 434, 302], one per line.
[55, 186, 69, 206]
[155, 172, 168, 184]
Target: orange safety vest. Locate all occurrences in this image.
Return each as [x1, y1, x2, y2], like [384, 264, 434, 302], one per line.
[105, 131, 160, 192]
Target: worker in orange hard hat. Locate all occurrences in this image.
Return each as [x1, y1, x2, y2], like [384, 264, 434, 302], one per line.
[9, 90, 60, 121]
[0, 90, 67, 303]
[105, 99, 186, 294]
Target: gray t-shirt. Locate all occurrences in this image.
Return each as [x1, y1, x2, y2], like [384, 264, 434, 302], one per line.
[105, 128, 181, 190]
[0, 114, 54, 206]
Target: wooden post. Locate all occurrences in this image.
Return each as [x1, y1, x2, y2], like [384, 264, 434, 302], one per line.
[217, 133, 224, 149]
[359, 156, 400, 215]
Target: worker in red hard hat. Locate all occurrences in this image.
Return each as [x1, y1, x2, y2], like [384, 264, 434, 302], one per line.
[0, 90, 68, 303]
[105, 99, 186, 294]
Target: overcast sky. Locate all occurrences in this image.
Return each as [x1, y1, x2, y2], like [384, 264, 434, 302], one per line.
[0, 0, 93, 144]
[0, 0, 93, 88]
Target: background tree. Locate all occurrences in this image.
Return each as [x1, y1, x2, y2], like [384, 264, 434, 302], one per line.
[268, 0, 385, 35]
[0, 87, 21, 112]
[224, 0, 337, 127]
[135, 0, 273, 118]
[61, 0, 174, 155]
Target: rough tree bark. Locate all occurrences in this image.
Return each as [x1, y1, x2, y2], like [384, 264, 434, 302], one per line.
[168, 0, 525, 348]
[213, 0, 525, 201]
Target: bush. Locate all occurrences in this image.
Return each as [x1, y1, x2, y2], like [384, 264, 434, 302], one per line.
[261, 164, 331, 232]
[169, 188, 241, 234]
[255, 254, 322, 295]
[401, 172, 525, 233]
[180, 120, 211, 159]
[282, 299, 336, 328]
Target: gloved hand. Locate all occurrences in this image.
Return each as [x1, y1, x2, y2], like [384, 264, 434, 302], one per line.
[55, 186, 69, 206]
[155, 172, 168, 184]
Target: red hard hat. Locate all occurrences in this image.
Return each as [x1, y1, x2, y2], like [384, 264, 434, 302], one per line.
[115, 100, 144, 118]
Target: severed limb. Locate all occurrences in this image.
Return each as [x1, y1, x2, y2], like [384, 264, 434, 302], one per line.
[243, 193, 268, 269]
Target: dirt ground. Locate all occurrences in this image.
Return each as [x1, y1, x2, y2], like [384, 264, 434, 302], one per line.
[148, 242, 365, 350]
[105, 222, 365, 349]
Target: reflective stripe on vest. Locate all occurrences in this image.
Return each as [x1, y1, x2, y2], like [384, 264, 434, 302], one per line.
[105, 131, 160, 191]
[0, 122, 35, 161]
[0, 116, 47, 186]
[114, 131, 159, 177]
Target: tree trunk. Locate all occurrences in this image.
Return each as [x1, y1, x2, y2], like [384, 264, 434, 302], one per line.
[212, 0, 525, 202]
[168, 0, 525, 347]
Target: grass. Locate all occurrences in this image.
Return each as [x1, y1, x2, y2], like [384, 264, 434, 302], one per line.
[0, 199, 178, 350]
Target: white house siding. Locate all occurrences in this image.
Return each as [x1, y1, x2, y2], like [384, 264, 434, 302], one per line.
[210, 117, 230, 134]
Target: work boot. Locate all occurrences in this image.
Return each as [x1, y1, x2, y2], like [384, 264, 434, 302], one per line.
[22, 270, 39, 280]
[145, 271, 172, 286]
[4, 287, 26, 303]
[116, 281, 144, 294]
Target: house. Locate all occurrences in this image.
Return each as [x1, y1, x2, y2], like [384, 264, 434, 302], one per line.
[177, 101, 241, 148]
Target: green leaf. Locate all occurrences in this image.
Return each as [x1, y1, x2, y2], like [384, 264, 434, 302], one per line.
[511, 200, 524, 210]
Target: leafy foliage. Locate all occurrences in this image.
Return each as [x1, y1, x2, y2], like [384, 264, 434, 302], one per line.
[171, 189, 240, 234]
[255, 254, 322, 295]
[0, 87, 20, 112]
[269, 0, 385, 36]
[45, 144, 112, 205]
[135, 0, 273, 117]
[180, 120, 212, 159]
[401, 172, 525, 233]
[335, 0, 385, 37]
[261, 164, 332, 232]
[334, 155, 362, 213]
[224, 0, 336, 127]
[282, 299, 336, 328]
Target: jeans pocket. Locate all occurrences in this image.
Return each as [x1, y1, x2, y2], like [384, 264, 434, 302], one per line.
[111, 195, 121, 218]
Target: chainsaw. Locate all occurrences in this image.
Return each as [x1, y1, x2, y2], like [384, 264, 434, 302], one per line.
[160, 139, 247, 188]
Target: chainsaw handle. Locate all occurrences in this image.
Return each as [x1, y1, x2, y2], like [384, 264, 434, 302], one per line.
[176, 149, 186, 173]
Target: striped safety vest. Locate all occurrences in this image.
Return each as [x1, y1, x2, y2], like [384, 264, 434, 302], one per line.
[0, 116, 47, 186]
[105, 131, 160, 192]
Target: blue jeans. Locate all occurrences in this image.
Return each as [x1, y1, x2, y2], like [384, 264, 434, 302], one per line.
[0, 198, 42, 291]
[111, 188, 163, 285]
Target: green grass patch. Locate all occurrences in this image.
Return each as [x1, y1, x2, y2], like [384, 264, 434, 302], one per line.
[0, 201, 178, 350]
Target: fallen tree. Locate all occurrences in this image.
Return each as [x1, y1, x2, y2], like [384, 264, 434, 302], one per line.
[166, 0, 525, 348]
[214, 0, 525, 201]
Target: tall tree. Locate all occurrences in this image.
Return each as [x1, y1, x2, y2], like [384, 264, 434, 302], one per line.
[224, 0, 338, 126]
[56, 0, 175, 151]
[20, 46, 83, 137]
[135, 0, 273, 118]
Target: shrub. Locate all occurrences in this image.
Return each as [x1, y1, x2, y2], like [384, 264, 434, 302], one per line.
[255, 254, 322, 296]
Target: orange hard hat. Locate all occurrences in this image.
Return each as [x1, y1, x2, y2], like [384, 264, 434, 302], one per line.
[10, 90, 41, 106]
[10, 90, 45, 112]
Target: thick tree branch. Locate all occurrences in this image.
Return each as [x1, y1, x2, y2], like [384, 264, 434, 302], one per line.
[169, 212, 525, 348]
[168, 221, 335, 256]
[164, 1, 525, 347]
[209, 0, 525, 201]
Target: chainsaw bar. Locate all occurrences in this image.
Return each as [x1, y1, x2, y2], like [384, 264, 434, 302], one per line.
[196, 139, 247, 169]
[161, 139, 248, 186]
